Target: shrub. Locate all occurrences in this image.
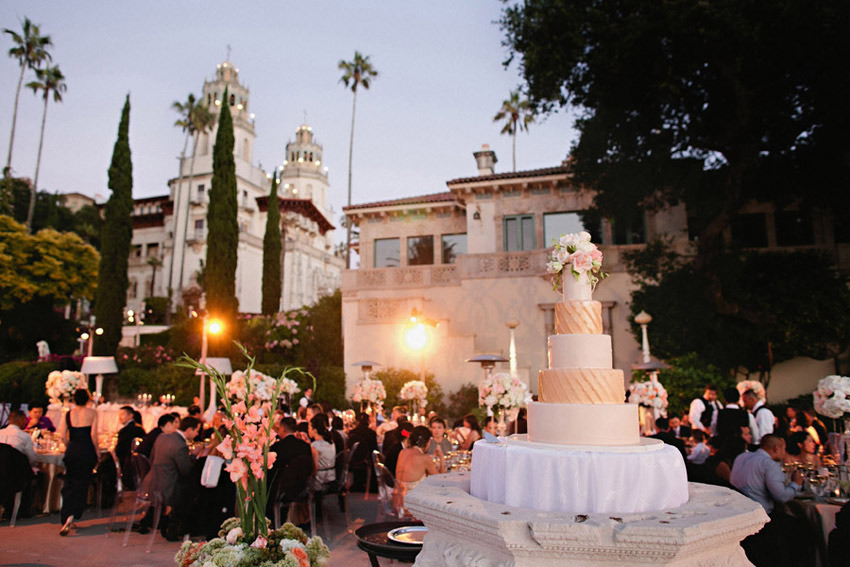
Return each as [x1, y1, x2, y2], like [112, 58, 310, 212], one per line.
[646, 352, 734, 418]
[0, 360, 66, 404]
[369, 367, 447, 417]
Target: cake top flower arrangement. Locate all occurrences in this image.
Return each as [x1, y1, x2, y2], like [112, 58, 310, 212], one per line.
[628, 380, 669, 410]
[546, 231, 607, 290]
[399, 380, 428, 407]
[45, 370, 87, 405]
[813, 375, 850, 419]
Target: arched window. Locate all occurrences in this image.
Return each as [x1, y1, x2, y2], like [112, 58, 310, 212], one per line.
[207, 93, 211, 105]
[230, 94, 235, 106]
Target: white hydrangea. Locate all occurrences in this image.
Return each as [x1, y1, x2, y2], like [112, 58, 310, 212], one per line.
[813, 375, 850, 419]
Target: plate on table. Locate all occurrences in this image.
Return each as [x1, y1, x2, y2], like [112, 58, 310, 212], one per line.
[827, 497, 849, 506]
[387, 526, 428, 545]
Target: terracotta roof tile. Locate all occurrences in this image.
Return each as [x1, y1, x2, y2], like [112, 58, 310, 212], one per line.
[343, 191, 457, 211]
[446, 165, 569, 185]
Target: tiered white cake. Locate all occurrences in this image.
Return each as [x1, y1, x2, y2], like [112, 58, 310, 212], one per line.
[470, 234, 689, 514]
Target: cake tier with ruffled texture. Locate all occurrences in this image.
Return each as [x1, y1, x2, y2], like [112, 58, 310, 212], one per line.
[554, 300, 602, 335]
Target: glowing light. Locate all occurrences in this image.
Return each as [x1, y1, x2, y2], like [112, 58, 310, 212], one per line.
[208, 320, 223, 335]
[127, 310, 134, 317]
[298, 158, 304, 163]
[316, 160, 321, 165]
[95, 328, 104, 336]
[250, 113, 255, 119]
[215, 100, 221, 106]
[405, 324, 428, 351]
[81, 332, 90, 341]
[237, 104, 243, 110]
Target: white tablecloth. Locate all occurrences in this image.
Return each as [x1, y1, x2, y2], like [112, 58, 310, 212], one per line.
[470, 437, 689, 514]
[47, 403, 187, 435]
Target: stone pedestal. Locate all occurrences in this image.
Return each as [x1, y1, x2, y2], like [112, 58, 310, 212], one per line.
[406, 472, 768, 566]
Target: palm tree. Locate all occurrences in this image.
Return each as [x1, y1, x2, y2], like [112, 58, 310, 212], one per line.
[493, 90, 535, 172]
[4, 18, 52, 177]
[339, 51, 378, 269]
[167, 93, 198, 294]
[25, 64, 66, 231]
[175, 102, 215, 299]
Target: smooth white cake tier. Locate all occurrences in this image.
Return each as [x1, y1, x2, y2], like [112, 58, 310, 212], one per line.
[562, 269, 592, 301]
[554, 300, 602, 334]
[527, 401, 640, 446]
[538, 367, 625, 404]
[470, 435, 689, 514]
[548, 334, 612, 369]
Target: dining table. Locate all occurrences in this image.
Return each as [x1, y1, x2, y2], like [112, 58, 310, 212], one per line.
[785, 495, 844, 567]
[46, 403, 187, 436]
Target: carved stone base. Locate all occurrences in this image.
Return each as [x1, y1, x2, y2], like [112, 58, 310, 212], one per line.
[405, 472, 768, 567]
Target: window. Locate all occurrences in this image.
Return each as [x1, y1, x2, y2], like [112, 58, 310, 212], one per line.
[775, 210, 814, 246]
[128, 280, 138, 299]
[147, 244, 159, 258]
[503, 215, 535, 251]
[731, 213, 768, 248]
[611, 212, 646, 245]
[195, 219, 204, 231]
[407, 236, 435, 265]
[543, 212, 596, 247]
[133, 245, 142, 258]
[197, 184, 205, 199]
[374, 238, 400, 268]
[441, 233, 467, 264]
[229, 94, 235, 106]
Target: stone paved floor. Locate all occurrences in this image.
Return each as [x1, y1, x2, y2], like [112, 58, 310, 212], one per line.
[0, 492, 401, 566]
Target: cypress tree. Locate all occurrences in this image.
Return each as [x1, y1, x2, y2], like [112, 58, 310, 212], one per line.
[205, 88, 239, 323]
[94, 95, 133, 355]
[261, 172, 282, 315]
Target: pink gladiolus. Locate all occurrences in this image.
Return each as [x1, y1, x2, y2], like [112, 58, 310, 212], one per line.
[225, 457, 248, 487]
[232, 401, 247, 415]
[217, 436, 233, 459]
[251, 536, 267, 549]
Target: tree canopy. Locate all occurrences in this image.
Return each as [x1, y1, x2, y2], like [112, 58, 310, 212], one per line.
[0, 215, 98, 309]
[501, 0, 850, 261]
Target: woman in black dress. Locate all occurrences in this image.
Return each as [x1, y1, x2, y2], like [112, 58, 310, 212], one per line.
[59, 388, 98, 535]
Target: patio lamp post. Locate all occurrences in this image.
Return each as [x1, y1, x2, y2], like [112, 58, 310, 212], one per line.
[197, 314, 223, 409]
[405, 310, 429, 382]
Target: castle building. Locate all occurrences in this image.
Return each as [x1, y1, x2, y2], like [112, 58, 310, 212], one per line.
[125, 60, 343, 316]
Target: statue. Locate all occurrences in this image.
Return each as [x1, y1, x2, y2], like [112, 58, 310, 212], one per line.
[36, 340, 50, 360]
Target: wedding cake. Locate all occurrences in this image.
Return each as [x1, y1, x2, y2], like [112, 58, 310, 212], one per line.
[469, 232, 689, 514]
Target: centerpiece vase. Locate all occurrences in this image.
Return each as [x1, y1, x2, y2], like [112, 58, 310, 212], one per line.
[497, 409, 507, 437]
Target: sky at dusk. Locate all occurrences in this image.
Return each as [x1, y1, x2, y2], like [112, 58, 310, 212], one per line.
[0, 2, 578, 231]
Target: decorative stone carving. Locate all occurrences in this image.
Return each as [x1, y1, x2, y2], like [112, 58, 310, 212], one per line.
[406, 472, 767, 567]
[357, 269, 387, 288]
[394, 268, 425, 286]
[360, 298, 408, 322]
[431, 266, 459, 285]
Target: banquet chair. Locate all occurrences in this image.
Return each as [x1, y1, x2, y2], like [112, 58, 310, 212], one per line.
[121, 453, 162, 554]
[0, 444, 34, 527]
[272, 453, 315, 537]
[373, 462, 399, 522]
[105, 450, 129, 535]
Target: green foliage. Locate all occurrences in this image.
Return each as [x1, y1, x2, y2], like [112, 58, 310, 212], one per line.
[444, 382, 481, 425]
[627, 243, 850, 375]
[206, 88, 239, 332]
[0, 360, 64, 403]
[94, 96, 133, 356]
[261, 174, 281, 316]
[143, 296, 169, 324]
[297, 291, 343, 367]
[641, 353, 733, 419]
[370, 367, 447, 418]
[0, 297, 80, 362]
[0, 215, 98, 310]
[114, 363, 198, 406]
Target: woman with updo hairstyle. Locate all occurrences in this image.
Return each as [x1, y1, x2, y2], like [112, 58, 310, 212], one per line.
[394, 425, 445, 514]
[308, 414, 336, 490]
[58, 388, 98, 535]
[785, 431, 822, 468]
[455, 413, 482, 450]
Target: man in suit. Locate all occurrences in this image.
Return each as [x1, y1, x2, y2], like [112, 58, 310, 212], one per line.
[268, 417, 314, 525]
[136, 413, 178, 458]
[136, 417, 201, 534]
[650, 417, 686, 459]
[669, 416, 691, 438]
[116, 406, 146, 489]
[713, 387, 757, 444]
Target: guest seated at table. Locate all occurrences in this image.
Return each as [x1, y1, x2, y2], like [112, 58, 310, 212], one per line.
[136, 413, 179, 458]
[650, 417, 686, 459]
[200, 408, 225, 440]
[24, 401, 55, 432]
[670, 415, 690, 439]
[394, 425, 445, 516]
[686, 430, 710, 465]
[115, 405, 146, 488]
[377, 406, 407, 444]
[347, 412, 378, 492]
[307, 403, 344, 454]
[483, 416, 499, 436]
[791, 410, 821, 447]
[308, 414, 336, 492]
[0, 410, 38, 469]
[454, 414, 482, 451]
[705, 435, 747, 487]
[267, 417, 314, 523]
[784, 431, 821, 468]
[427, 417, 453, 455]
[801, 408, 828, 451]
[384, 421, 414, 476]
[59, 389, 98, 536]
[731, 434, 815, 567]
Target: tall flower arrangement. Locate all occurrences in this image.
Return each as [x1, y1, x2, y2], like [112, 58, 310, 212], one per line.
[352, 377, 386, 407]
[478, 372, 532, 419]
[813, 375, 850, 420]
[545, 231, 607, 290]
[736, 380, 766, 402]
[399, 380, 428, 419]
[178, 346, 310, 544]
[628, 380, 669, 411]
[45, 370, 86, 405]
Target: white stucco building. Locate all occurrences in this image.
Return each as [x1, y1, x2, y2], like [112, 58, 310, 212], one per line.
[341, 146, 847, 402]
[126, 60, 343, 316]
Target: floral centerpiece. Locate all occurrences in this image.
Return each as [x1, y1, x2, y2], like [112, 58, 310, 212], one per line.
[399, 380, 428, 418]
[479, 372, 532, 432]
[178, 345, 328, 565]
[352, 377, 386, 412]
[813, 375, 850, 429]
[545, 231, 607, 290]
[628, 380, 669, 411]
[736, 380, 766, 402]
[45, 370, 87, 405]
[176, 519, 329, 567]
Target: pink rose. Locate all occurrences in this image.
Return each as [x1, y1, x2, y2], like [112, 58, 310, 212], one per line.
[571, 251, 593, 273]
[251, 536, 267, 549]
